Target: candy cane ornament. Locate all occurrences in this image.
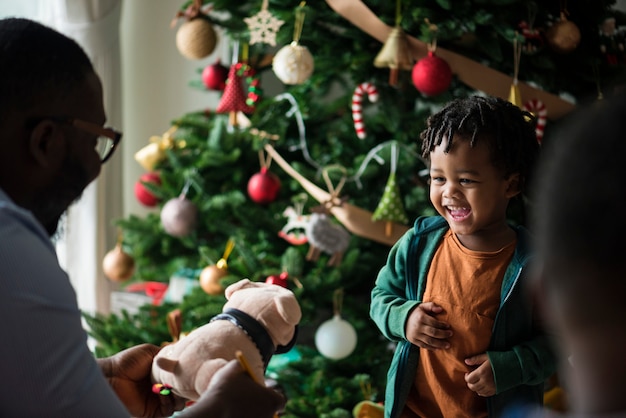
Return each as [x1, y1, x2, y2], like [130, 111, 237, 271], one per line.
[523, 98, 547, 143]
[352, 82, 379, 139]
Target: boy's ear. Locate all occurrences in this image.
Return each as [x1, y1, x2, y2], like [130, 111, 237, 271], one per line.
[504, 173, 521, 198]
[28, 120, 63, 167]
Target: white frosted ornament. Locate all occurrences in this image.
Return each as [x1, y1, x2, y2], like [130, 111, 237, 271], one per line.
[315, 314, 357, 360]
[272, 42, 314, 85]
[161, 194, 198, 237]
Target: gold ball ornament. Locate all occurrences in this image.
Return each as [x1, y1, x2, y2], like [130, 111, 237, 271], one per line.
[199, 261, 228, 295]
[272, 42, 314, 85]
[102, 244, 135, 282]
[176, 17, 217, 60]
[546, 14, 581, 54]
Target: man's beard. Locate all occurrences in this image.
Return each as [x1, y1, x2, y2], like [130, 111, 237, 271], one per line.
[49, 212, 67, 244]
[31, 155, 91, 237]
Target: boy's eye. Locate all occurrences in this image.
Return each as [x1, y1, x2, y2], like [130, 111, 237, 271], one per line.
[459, 178, 474, 185]
[430, 176, 445, 184]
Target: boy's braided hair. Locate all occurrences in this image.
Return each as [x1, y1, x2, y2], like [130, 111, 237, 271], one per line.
[420, 95, 540, 195]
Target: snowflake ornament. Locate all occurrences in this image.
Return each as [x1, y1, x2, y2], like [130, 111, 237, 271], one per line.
[244, 0, 284, 46]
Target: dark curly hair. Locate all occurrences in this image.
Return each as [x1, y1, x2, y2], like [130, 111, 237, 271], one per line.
[0, 18, 94, 124]
[420, 95, 540, 196]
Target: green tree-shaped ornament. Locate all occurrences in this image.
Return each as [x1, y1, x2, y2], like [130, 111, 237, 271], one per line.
[372, 171, 409, 237]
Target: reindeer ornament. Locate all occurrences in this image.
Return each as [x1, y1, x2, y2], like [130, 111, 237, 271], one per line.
[278, 195, 310, 246]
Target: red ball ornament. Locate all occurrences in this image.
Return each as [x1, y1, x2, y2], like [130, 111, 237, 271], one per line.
[411, 51, 453, 96]
[265, 272, 289, 288]
[247, 167, 281, 204]
[202, 59, 229, 91]
[135, 172, 161, 207]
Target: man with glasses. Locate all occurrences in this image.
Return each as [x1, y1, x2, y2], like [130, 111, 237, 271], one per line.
[0, 17, 284, 418]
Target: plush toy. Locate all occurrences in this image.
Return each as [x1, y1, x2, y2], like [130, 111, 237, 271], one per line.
[151, 278, 302, 400]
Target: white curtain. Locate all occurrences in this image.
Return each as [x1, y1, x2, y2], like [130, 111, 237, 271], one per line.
[41, 0, 123, 316]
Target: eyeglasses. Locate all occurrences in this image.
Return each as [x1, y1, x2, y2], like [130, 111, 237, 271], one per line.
[50, 117, 122, 163]
[26, 116, 122, 163]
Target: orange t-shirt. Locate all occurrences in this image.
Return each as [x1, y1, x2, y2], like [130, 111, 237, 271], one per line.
[402, 230, 516, 418]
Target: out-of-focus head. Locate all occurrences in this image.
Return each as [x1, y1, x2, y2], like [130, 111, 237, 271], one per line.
[533, 93, 626, 414]
[0, 17, 108, 236]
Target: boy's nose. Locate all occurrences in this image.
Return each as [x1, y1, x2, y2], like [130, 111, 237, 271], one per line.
[443, 184, 459, 199]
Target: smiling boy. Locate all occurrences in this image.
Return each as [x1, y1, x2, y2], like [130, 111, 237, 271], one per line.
[370, 96, 556, 418]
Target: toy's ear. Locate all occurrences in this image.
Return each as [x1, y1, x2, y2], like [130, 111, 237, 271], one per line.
[275, 293, 302, 326]
[156, 357, 179, 373]
[224, 278, 253, 299]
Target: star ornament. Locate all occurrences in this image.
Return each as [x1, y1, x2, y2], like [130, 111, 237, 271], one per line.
[244, 8, 284, 46]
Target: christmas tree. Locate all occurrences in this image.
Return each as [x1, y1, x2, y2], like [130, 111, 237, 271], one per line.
[88, 1, 625, 416]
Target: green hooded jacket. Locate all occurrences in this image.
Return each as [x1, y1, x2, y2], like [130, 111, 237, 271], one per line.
[370, 216, 557, 418]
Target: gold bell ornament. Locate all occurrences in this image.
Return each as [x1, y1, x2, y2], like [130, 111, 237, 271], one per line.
[373, 0, 413, 87]
[199, 239, 235, 295]
[134, 126, 182, 172]
[272, 2, 314, 85]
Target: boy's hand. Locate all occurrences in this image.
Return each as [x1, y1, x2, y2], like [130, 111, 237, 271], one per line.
[464, 354, 496, 397]
[405, 302, 452, 350]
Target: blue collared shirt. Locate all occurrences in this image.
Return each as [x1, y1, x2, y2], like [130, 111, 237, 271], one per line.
[0, 188, 128, 417]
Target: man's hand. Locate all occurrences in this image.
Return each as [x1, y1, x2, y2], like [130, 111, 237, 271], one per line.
[177, 359, 286, 418]
[464, 353, 496, 397]
[405, 302, 453, 350]
[99, 344, 186, 418]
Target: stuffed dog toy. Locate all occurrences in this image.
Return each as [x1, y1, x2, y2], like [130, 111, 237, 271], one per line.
[151, 278, 301, 400]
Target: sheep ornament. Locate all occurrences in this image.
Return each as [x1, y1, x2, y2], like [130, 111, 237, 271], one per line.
[305, 201, 351, 267]
[151, 278, 302, 401]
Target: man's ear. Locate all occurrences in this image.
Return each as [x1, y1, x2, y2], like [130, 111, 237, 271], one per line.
[504, 173, 521, 199]
[28, 120, 63, 167]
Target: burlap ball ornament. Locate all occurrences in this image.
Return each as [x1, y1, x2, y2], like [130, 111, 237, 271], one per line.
[176, 17, 217, 60]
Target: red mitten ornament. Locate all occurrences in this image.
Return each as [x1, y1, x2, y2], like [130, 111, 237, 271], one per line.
[216, 64, 256, 125]
[412, 51, 452, 96]
[135, 172, 161, 207]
